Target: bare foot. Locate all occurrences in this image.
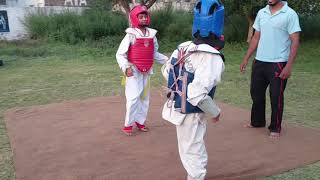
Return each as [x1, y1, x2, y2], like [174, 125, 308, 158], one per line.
[243, 123, 266, 128]
[243, 123, 254, 128]
[269, 132, 280, 139]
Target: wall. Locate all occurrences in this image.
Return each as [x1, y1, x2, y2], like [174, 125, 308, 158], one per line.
[5, 0, 45, 7]
[45, 0, 90, 7]
[0, 7, 28, 40]
[151, 0, 196, 11]
[0, 0, 86, 40]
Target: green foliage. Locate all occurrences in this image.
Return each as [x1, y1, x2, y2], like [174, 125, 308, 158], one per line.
[223, 0, 320, 16]
[25, 6, 194, 45]
[300, 15, 320, 40]
[90, 0, 113, 11]
[24, 4, 320, 44]
[222, 0, 320, 41]
[23, 13, 50, 39]
[223, 0, 265, 16]
[286, 0, 320, 16]
[224, 15, 248, 42]
[24, 10, 127, 44]
[150, 5, 175, 37]
[151, 6, 193, 43]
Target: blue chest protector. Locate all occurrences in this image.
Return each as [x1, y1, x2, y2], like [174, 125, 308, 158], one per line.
[167, 47, 222, 114]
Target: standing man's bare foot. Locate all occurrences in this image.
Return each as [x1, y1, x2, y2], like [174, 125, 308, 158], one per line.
[243, 123, 254, 128]
[269, 132, 280, 139]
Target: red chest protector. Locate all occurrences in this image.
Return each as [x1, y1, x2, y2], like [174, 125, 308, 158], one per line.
[128, 38, 154, 73]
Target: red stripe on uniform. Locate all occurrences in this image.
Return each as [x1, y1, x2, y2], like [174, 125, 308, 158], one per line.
[276, 63, 284, 132]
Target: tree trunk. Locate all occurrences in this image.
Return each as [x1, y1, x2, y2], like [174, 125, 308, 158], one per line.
[145, 0, 157, 9]
[132, 0, 139, 6]
[118, 0, 131, 25]
[118, 0, 131, 15]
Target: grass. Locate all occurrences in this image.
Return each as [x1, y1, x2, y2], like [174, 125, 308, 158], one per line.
[0, 40, 319, 180]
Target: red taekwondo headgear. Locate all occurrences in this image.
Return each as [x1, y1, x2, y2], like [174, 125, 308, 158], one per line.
[130, 5, 150, 28]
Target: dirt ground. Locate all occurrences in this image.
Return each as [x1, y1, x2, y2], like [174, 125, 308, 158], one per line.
[5, 91, 320, 180]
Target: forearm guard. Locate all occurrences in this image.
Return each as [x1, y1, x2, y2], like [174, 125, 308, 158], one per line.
[197, 95, 220, 118]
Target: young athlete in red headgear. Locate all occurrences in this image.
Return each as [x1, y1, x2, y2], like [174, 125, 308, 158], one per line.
[116, 5, 168, 136]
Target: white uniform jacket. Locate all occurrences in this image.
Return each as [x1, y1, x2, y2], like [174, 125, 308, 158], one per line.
[162, 41, 225, 125]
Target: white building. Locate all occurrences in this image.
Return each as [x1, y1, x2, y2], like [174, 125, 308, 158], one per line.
[151, 0, 196, 11]
[0, 0, 89, 40]
[0, 0, 46, 40]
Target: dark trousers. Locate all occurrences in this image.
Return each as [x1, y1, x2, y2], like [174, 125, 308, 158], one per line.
[250, 60, 287, 133]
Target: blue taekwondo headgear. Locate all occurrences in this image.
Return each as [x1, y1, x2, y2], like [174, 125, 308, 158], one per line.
[192, 0, 225, 38]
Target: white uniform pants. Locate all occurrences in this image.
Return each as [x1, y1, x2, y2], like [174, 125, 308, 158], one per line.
[124, 72, 150, 127]
[176, 113, 207, 180]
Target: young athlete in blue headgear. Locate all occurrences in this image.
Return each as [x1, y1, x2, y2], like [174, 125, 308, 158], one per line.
[161, 0, 225, 179]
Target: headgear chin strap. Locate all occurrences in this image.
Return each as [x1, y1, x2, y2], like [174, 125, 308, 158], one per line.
[192, 0, 224, 38]
[130, 5, 150, 28]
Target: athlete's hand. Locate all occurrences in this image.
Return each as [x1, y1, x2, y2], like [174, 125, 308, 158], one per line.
[125, 67, 133, 77]
[212, 113, 220, 123]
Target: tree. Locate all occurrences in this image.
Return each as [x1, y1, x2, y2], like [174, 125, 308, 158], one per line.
[99, 0, 156, 26]
[240, 0, 265, 43]
[90, 0, 114, 10]
[114, 0, 157, 17]
[224, 0, 320, 43]
[287, 0, 320, 16]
